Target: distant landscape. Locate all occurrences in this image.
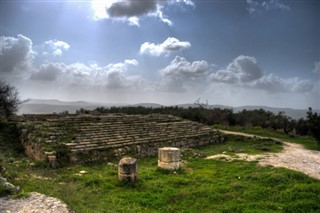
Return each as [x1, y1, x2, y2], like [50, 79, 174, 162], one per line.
[19, 99, 320, 120]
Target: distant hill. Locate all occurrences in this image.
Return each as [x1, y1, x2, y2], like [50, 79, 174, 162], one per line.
[26, 99, 93, 106]
[18, 99, 319, 120]
[19, 99, 111, 114]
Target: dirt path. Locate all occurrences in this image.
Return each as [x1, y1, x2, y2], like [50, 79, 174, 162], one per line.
[207, 130, 320, 180]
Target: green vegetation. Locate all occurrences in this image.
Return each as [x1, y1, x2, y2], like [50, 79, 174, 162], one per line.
[0, 121, 24, 160]
[1, 121, 319, 212]
[3, 154, 319, 212]
[307, 108, 320, 145]
[1, 117, 320, 212]
[197, 135, 283, 156]
[0, 79, 26, 119]
[213, 125, 320, 151]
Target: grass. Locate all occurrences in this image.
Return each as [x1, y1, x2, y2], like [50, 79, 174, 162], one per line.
[196, 135, 283, 157]
[1, 121, 320, 212]
[5, 156, 320, 212]
[213, 125, 320, 151]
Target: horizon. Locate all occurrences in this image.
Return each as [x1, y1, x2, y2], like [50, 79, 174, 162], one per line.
[1, 0, 320, 109]
[24, 98, 320, 111]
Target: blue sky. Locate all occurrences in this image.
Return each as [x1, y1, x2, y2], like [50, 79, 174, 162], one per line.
[1, 0, 319, 109]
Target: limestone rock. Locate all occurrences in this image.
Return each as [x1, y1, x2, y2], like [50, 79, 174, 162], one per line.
[158, 147, 180, 170]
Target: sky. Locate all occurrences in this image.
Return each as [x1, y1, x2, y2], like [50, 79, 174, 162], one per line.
[0, 0, 319, 109]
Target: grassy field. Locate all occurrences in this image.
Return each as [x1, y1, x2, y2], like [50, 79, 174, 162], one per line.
[213, 125, 320, 151]
[1, 122, 320, 212]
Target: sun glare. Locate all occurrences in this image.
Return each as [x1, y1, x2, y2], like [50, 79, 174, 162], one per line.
[91, 0, 115, 20]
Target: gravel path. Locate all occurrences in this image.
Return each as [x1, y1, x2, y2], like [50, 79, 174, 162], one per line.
[0, 192, 73, 213]
[207, 130, 320, 180]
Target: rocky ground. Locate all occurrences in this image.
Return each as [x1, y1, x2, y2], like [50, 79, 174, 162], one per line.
[0, 192, 73, 213]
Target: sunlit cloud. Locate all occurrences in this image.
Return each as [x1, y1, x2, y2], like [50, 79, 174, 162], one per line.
[43, 40, 70, 56]
[160, 56, 208, 79]
[140, 37, 191, 56]
[90, 0, 194, 26]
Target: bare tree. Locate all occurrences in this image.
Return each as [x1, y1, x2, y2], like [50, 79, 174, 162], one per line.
[0, 79, 26, 119]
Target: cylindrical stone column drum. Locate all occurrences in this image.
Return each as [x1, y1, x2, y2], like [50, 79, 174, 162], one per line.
[118, 157, 137, 183]
[158, 147, 180, 170]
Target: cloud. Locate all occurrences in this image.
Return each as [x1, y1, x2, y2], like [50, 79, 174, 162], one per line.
[247, 0, 290, 14]
[0, 34, 34, 73]
[251, 74, 313, 93]
[29, 58, 143, 90]
[91, 0, 194, 26]
[209, 55, 313, 93]
[160, 56, 208, 79]
[140, 37, 191, 56]
[43, 40, 70, 56]
[313, 61, 320, 73]
[106, 0, 158, 17]
[210, 55, 262, 83]
[124, 59, 139, 66]
[30, 62, 66, 81]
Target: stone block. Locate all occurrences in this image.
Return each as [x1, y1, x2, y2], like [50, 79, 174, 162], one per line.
[118, 157, 137, 183]
[158, 147, 180, 170]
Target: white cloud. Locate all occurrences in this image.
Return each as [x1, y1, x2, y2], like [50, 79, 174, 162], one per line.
[29, 58, 142, 90]
[160, 56, 208, 79]
[313, 61, 320, 73]
[91, 0, 194, 26]
[43, 40, 70, 56]
[247, 0, 290, 14]
[124, 59, 139, 66]
[210, 55, 262, 83]
[209, 55, 313, 93]
[140, 37, 191, 56]
[0, 34, 34, 74]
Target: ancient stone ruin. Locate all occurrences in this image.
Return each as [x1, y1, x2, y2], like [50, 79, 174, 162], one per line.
[158, 147, 180, 170]
[118, 157, 138, 183]
[16, 114, 223, 165]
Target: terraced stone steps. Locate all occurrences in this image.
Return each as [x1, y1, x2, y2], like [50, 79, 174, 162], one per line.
[17, 114, 223, 165]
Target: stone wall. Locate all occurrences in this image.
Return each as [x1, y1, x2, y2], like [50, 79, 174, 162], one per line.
[17, 114, 223, 165]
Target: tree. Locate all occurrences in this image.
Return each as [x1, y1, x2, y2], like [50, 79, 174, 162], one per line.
[0, 80, 25, 119]
[306, 108, 320, 145]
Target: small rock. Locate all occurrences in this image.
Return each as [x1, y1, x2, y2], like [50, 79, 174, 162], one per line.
[79, 170, 87, 174]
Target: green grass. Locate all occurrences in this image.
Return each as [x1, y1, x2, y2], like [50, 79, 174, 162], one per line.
[196, 135, 283, 157]
[1, 122, 320, 212]
[5, 156, 320, 213]
[213, 125, 320, 151]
